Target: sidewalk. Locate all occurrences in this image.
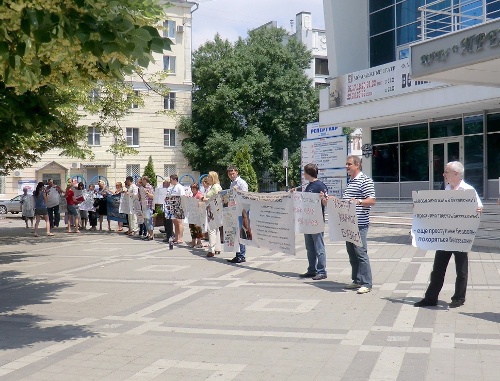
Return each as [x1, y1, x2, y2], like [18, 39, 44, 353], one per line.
[0, 216, 500, 380]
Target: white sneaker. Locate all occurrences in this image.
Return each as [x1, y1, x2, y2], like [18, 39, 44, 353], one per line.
[344, 283, 361, 290]
[357, 286, 372, 294]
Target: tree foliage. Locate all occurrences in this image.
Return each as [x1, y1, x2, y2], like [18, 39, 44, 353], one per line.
[233, 146, 258, 192]
[0, 0, 172, 174]
[179, 28, 318, 180]
[143, 155, 157, 187]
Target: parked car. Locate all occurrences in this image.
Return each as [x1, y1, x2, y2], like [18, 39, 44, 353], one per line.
[0, 195, 22, 214]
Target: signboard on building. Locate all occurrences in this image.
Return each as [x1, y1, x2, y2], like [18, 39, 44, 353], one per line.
[17, 180, 36, 195]
[339, 58, 444, 106]
[306, 122, 342, 139]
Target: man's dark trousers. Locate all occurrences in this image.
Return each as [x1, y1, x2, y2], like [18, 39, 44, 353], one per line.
[424, 250, 468, 303]
[47, 205, 60, 228]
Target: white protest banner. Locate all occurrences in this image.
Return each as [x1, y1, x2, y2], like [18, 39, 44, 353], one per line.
[411, 190, 481, 252]
[182, 196, 204, 226]
[235, 191, 295, 255]
[78, 190, 95, 211]
[292, 192, 325, 234]
[165, 196, 184, 219]
[154, 188, 168, 205]
[119, 192, 132, 214]
[206, 194, 223, 230]
[222, 189, 239, 253]
[327, 196, 362, 245]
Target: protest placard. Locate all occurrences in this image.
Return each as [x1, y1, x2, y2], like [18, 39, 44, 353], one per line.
[165, 196, 184, 219]
[206, 194, 223, 230]
[118, 192, 132, 214]
[327, 196, 362, 245]
[153, 188, 168, 205]
[182, 196, 204, 226]
[292, 192, 325, 234]
[78, 191, 95, 211]
[411, 190, 481, 252]
[235, 191, 295, 255]
[107, 194, 127, 223]
[222, 190, 239, 252]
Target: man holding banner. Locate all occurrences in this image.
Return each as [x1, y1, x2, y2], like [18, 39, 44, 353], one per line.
[342, 155, 376, 294]
[226, 165, 249, 263]
[414, 161, 483, 309]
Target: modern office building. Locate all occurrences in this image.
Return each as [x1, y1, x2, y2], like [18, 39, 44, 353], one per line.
[320, 0, 500, 200]
[0, 0, 198, 198]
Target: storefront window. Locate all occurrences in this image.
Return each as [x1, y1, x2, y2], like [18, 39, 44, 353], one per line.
[400, 123, 428, 141]
[372, 127, 398, 144]
[370, 0, 394, 13]
[372, 144, 399, 182]
[464, 135, 484, 196]
[487, 133, 500, 179]
[487, 113, 500, 133]
[464, 115, 483, 135]
[400, 141, 429, 181]
[430, 119, 462, 138]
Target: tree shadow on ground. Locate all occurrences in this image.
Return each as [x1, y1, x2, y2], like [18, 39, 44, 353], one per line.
[0, 270, 96, 350]
[459, 312, 500, 324]
[381, 296, 449, 310]
[0, 251, 40, 265]
[368, 234, 412, 244]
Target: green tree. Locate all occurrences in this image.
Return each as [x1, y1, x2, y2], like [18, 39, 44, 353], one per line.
[143, 156, 157, 187]
[0, 0, 172, 174]
[233, 146, 258, 192]
[179, 28, 318, 179]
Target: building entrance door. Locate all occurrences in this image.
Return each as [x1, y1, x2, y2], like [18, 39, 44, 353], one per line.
[430, 137, 463, 190]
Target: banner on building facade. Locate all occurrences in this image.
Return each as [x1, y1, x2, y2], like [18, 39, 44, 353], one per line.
[411, 190, 481, 252]
[292, 192, 325, 234]
[327, 196, 362, 246]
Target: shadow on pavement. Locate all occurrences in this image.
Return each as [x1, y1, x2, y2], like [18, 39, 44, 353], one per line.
[460, 312, 500, 324]
[368, 234, 412, 244]
[382, 296, 449, 310]
[0, 269, 96, 350]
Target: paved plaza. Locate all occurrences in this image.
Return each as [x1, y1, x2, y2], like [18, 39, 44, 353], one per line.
[1, 216, 500, 381]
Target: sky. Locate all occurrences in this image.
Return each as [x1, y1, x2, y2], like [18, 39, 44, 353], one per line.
[191, 0, 325, 49]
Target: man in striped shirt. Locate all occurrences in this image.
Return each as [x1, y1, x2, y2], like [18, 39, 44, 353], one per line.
[343, 155, 376, 294]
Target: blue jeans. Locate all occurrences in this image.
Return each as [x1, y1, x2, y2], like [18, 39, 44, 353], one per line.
[236, 244, 246, 259]
[304, 232, 326, 275]
[345, 225, 372, 288]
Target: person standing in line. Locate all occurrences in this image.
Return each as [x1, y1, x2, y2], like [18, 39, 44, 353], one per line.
[137, 177, 147, 238]
[169, 174, 185, 244]
[65, 182, 80, 234]
[202, 171, 222, 257]
[113, 182, 124, 232]
[141, 176, 155, 241]
[414, 161, 483, 308]
[161, 179, 175, 243]
[124, 176, 139, 235]
[76, 182, 88, 230]
[88, 184, 98, 231]
[97, 180, 112, 231]
[46, 179, 61, 229]
[33, 182, 53, 237]
[226, 165, 249, 263]
[341, 155, 376, 294]
[188, 182, 204, 248]
[20, 187, 34, 229]
[294, 163, 328, 280]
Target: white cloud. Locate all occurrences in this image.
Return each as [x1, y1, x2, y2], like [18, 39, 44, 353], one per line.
[191, 0, 325, 49]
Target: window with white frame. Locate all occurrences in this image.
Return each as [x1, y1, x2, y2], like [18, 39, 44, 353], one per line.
[129, 90, 140, 109]
[0, 175, 5, 195]
[163, 55, 176, 73]
[126, 128, 139, 146]
[163, 93, 176, 110]
[164, 129, 176, 147]
[164, 164, 176, 178]
[87, 127, 101, 146]
[126, 164, 140, 178]
[163, 20, 176, 38]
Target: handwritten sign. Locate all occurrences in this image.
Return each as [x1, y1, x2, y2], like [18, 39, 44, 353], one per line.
[327, 196, 362, 245]
[107, 194, 127, 223]
[206, 194, 223, 230]
[222, 189, 239, 252]
[411, 190, 481, 252]
[292, 192, 324, 234]
[154, 188, 169, 205]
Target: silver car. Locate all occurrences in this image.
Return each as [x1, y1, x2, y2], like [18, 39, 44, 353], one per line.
[0, 195, 22, 214]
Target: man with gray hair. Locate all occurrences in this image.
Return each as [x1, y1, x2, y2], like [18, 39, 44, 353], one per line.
[414, 161, 483, 309]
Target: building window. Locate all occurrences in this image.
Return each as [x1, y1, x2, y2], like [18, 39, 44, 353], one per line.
[372, 127, 398, 144]
[164, 164, 177, 178]
[87, 127, 101, 146]
[163, 20, 176, 38]
[126, 164, 141, 179]
[0, 175, 5, 194]
[164, 129, 176, 147]
[400, 141, 429, 181]
[126, 128, 139, 147]
[400, 123, 428, 141]
[465, 135, 484, 196]
[164, 93, 176, 110]
[315, 58, 329, 76]
[430, 119, 462, 139]
[487, 0, 500, 19]
[163, 56, 176, 73]
[464, 115, 483, 135]
[487, 113, 500, 133]
[487, 132, 500, 180]
[372, 144, 399, 182]
[129, 90, 140, 109]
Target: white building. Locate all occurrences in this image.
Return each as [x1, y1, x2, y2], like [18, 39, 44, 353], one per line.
[0, 0, 198, 198]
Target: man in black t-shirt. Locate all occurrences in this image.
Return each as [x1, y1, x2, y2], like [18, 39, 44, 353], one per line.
[295, 163, 328, 280]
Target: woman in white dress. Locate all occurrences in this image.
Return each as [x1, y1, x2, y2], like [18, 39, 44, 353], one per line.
[20, 187, 34, 228]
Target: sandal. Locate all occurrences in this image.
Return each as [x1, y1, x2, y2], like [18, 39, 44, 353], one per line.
[47, 233, 54, 237]
[34, 233, 39, 237]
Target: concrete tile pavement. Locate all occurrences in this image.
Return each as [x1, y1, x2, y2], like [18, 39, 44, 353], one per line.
[1, 215, 500, 380]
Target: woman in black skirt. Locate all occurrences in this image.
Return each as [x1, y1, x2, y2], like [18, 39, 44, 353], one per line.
[97, 180, 112, 231]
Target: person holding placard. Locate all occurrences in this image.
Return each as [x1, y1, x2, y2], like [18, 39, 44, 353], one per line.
[124, 176, 139, 235]
[169, 174, 186, 244]
[226, 165, 249, 264]
[342, 155, 376, 294]
[202, 171, 222, 257]
[414, 161, 483, 309]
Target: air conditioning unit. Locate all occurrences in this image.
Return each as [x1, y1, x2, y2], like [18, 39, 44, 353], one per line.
[176, 25, 184, 33]
[13, 170, 23, 177]
[71, 162, 81, 169]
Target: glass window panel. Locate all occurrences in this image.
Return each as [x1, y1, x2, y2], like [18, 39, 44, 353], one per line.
[370, 0, 394, 13]
[461, 0, 483, 28]
[464, 135, 484, 196]
[372, 144, 399, 182]
[370, 30, 396, 67]
[464, 115, 483, 135]
[400, 123, 428, 141]
[397, 22, 419, 45]
[487, 113, 500, 133]
[487, 133, 500, 179]
[372, 127, 398, 144]
[430, 119, 462, 138]
[487, 0, 500, 17]
[370, 7, 395, 36]
[396, 0, 424, 27]
[400, 141, 429, 181]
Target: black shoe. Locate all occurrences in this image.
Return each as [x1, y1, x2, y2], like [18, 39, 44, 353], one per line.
[312, 274, 327, 280]
[449, 300, 464, 308]
[299, 272, 316, 278]
[227, 256, 246, 263]
[413, 299, 438, 307]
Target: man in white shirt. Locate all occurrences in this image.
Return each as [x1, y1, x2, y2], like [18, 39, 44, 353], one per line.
[414, 161, 483, 309]
[46, 179, 62, 228]
[169, 174, 185, 243]
[125, 176, 139, 235]
[226, 165, 249, 263]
